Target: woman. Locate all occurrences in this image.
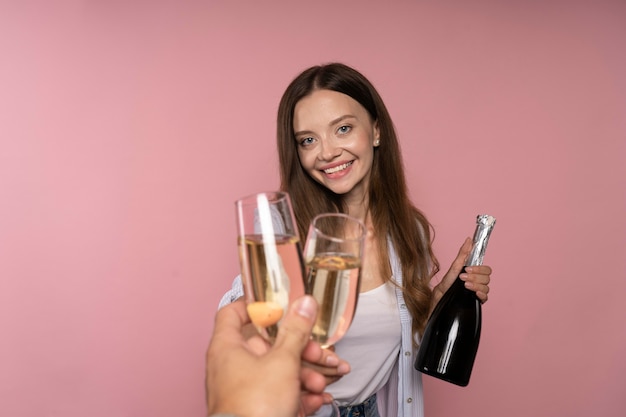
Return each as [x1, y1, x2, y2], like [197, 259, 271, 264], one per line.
[220, 63, 492, 417]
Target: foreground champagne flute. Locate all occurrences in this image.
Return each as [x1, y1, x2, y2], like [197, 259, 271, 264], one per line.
[235, 191, 306, 343]
[303, 213, 366, 349]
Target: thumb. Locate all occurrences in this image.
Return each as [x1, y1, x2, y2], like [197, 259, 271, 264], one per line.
[453, 237, 472, 270]
[272, 295, 318, 357]
[442, 237, 472, 285]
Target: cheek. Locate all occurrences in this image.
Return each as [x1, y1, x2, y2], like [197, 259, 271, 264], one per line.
[349, 134, 375, 156]
[298, 150, 315, 171]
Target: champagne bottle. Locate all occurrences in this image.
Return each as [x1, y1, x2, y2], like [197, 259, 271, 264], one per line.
[415, 214, 496, 386]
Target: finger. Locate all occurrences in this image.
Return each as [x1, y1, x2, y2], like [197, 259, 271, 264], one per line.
[459, 272, 490, 287]
[464, 265, 492, 278]
[461, 274, 490, 295]
[475, 291, 489, 304]
[300, 366, 327, 394]
[212, 300, 248, 333]
[302, 358, 351, 377]
[245, 334, 271, 356]
[324, 374, 344, 385]
[300, 393, 330, 417]
[301, 341, 324, 364]
[299, 369, 345, 385]
[454, 237, 472, 269]
[302, 342, 340, 367]
[459, 265, 491, 299]
[446, 238, 472, 278]
[208, 300, 250, 351]
[436, 238, 473, 295]
[305, 345, 351, 376]
[272, 296, 318, 359]
[460, 267, 491, 304]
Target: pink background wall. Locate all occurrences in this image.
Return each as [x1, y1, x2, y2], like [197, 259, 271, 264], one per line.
[1, 1, 624, 416]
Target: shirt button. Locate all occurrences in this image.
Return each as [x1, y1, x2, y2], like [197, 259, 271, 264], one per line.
[407, 398, 413, 403]
[404, 351, 411, 356]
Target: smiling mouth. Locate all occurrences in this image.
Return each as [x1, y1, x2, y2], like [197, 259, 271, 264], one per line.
[323, 161, 354, 174]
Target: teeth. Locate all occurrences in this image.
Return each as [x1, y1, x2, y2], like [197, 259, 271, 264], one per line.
[324, 161, 353, 174]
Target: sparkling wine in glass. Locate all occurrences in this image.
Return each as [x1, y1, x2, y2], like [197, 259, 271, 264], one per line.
[303, 213, 366, 348]
[235, 191, 306, 343]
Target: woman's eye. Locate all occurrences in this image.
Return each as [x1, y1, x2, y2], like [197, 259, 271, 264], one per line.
[299, 137, 315, 146]
[338, 125, 352, 134]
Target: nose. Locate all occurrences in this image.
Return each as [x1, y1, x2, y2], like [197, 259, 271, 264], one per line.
[318, 137, 341, 161]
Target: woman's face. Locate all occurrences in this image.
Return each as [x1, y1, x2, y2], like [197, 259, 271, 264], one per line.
[293, 89, 379, 202]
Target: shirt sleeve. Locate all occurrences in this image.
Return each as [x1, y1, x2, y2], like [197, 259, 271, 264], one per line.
[218, 274, 244, 309]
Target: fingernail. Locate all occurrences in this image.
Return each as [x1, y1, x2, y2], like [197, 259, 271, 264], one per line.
[464, 281, 474, 290]
[459, 273, 468, 280]
[325, 354, 339, 366]
[295, 295, 316, 319]
[338, 363, 350, 374]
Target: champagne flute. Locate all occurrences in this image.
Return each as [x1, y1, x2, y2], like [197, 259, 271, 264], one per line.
[303, 213, 366, 348]
[235, 191, 306, 343]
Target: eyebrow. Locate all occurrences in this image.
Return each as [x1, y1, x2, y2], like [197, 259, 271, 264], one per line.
[294, 114, 357, 137]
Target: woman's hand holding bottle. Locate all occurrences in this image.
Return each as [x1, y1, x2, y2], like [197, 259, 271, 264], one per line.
[431, 237, 492, 314]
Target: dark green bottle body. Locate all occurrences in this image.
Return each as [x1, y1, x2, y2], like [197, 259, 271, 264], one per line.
[414, 267, 482, 387]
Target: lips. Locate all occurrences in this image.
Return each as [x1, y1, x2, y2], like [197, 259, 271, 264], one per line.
[322, 161, 354, 174]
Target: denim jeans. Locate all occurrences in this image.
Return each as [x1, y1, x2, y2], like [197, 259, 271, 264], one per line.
[337, 394, 379, 417]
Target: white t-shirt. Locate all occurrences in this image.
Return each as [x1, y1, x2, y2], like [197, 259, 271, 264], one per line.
[327, 281, 402, 406]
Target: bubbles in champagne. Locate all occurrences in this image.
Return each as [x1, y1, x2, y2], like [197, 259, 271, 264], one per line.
[238, 234, 306, 341]
[307, 253, 361, 347]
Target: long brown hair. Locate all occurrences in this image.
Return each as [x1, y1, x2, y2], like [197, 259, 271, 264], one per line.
[276, 63, 439, 340]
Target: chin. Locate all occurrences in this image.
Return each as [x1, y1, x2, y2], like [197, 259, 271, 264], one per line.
[325, 184, 355, 196]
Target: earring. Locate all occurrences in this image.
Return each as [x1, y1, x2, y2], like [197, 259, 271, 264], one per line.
[374, 139, 380, 146]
